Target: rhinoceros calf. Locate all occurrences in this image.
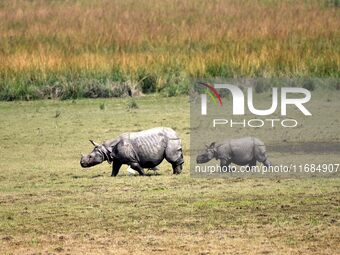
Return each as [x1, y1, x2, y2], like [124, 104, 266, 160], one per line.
[196, 137, 271, 170]
[80, 127, 184, 176]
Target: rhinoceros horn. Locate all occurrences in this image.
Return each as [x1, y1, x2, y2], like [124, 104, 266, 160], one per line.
[89, 140, 99, 146]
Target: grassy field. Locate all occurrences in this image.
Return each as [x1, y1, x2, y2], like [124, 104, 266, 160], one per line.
[0, 0, 339, 253]
[0, 0, 340, 100]
[0, 94, 339, 254]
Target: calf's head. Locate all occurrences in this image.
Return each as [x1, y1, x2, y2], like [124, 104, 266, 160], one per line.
[196, 142, 216, 163]
[80, 140, 106, 168]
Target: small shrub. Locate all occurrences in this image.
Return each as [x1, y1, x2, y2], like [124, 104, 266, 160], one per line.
[302, 79, 315, 91]
[160, 72, 189, 97]
[162, 84, 178, 97]
[99, 102, 106, 110]
[0, 85, 16, 101]
[127, 99, 138, 109]
[84, 81, 112, 98]
[38, 83, 64, 99]
[111, 82, 132, 97]
[254, 79, 270, 94]
[54, 110, 61, 118]
[137, 69, 157, 94]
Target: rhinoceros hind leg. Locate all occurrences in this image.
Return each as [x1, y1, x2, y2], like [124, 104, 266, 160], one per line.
[172, 163, 182, 174]
[246, 159, 257, 171]
[220, 159, 231, 172]
[165, 139, 184, 174]
[130, 162, 146, 176]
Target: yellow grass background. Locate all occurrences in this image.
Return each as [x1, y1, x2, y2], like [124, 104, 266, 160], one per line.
[0, 0, 339, 99]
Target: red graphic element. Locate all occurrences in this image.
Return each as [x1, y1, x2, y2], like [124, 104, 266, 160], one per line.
[198, 82, 223, 106]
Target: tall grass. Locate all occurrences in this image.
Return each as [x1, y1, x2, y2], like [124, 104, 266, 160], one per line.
[0, 0, 339, 100]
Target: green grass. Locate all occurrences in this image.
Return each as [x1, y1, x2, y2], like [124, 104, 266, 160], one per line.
[0, 94, 339, 254]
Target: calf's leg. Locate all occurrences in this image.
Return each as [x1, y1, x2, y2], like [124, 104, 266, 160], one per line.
[220, 159, 231, 172]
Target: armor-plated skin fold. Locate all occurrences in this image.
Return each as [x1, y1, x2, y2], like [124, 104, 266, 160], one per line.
[80, 127, 184, 176]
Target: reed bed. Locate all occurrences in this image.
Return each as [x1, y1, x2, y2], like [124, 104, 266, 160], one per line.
[0, 0, 339, 100]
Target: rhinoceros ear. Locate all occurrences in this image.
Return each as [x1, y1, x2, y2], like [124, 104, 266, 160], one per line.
[89, 140, 99, 146]
[209, 142, 216, 148]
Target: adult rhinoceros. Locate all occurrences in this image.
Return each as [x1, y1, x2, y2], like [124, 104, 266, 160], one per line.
[196, 137, 271, 170]
[80, 127, 184, 176]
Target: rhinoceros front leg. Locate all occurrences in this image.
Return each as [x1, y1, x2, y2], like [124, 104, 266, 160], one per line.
[111, 162, 122, 177]
[130, 162, 145, 176]
[263, 159, 271, 168]
[220, 159, 231, 172]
